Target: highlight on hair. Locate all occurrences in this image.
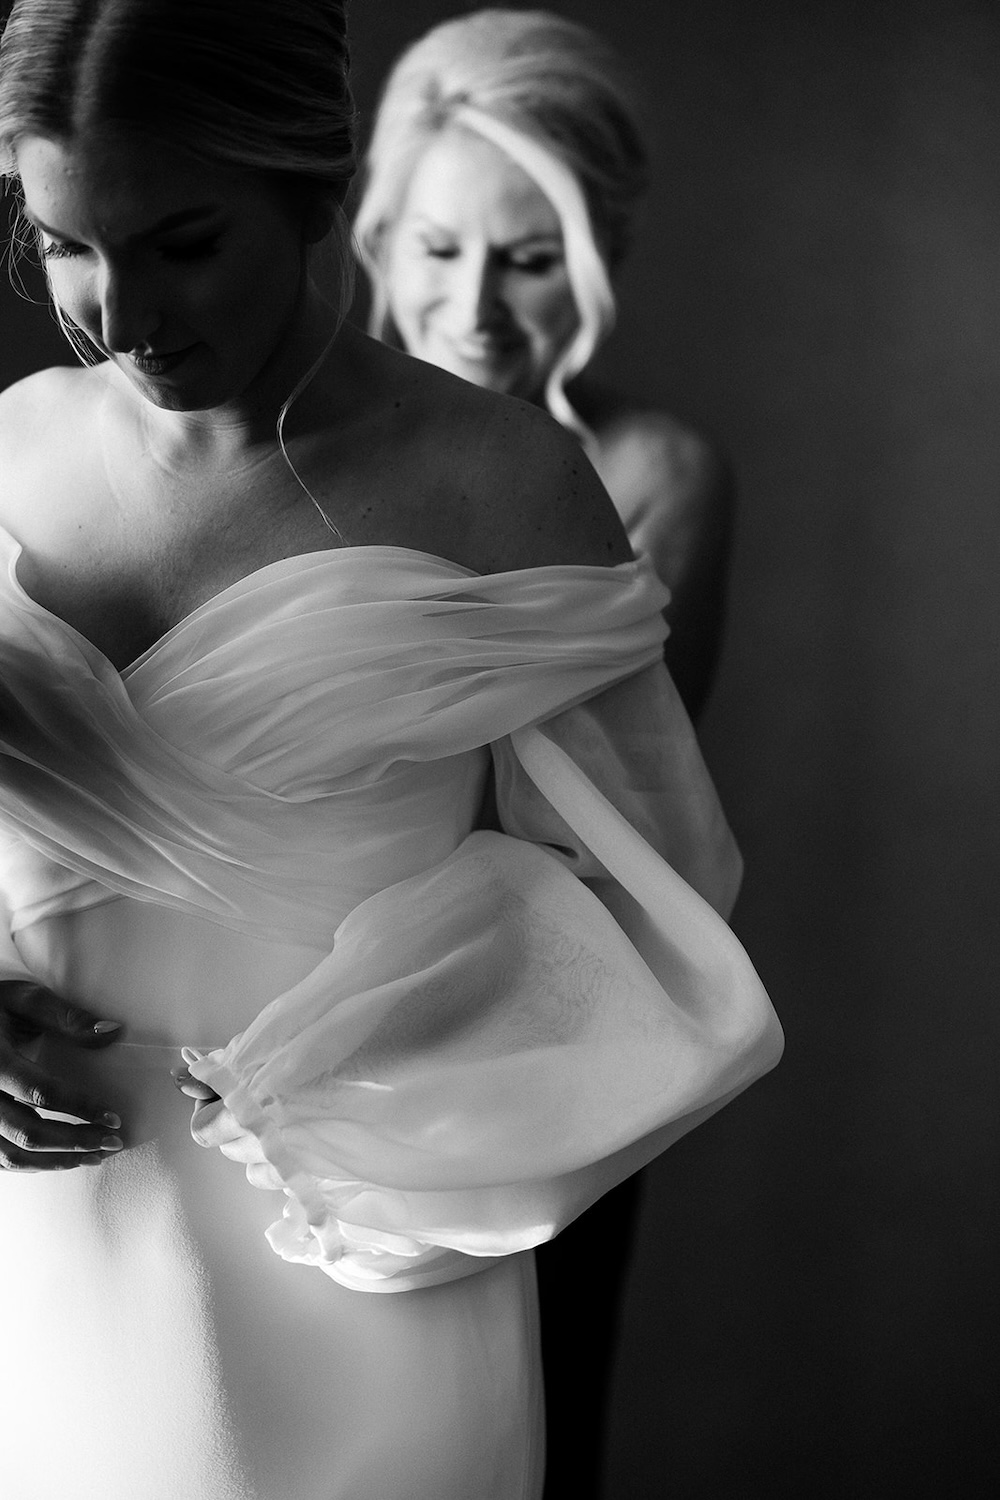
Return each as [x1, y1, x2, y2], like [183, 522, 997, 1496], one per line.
[0, 0, 359, 354]
[353, 7, 649, 446]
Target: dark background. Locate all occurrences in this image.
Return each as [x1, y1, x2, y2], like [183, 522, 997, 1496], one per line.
[2, 1, 998, 1495]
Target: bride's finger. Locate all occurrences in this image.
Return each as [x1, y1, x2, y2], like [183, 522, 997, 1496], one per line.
[171, 1066, 219, 1102]
[245, 1161, 283, 1190]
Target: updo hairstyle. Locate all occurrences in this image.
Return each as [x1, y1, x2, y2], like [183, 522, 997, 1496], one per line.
[0, 0, 358, 350]
[353, 7, 649, 441]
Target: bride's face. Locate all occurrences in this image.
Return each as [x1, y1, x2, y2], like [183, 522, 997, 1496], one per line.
[383, 128, 580, 404]
[15, 130, 314, 412]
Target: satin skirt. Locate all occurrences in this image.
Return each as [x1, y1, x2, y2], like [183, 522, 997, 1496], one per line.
[0, 901, 544, 1500]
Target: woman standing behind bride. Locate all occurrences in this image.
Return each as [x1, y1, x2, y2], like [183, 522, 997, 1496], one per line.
[354, 12, 738, 1492]
[354, 6, 734, 724]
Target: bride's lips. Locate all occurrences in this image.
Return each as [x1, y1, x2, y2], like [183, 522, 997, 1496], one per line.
[127, 344, 199, 376]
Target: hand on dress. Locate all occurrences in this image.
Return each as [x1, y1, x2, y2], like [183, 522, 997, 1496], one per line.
[172, 1064, 282, 1189]
[0, 980, 125, 1172]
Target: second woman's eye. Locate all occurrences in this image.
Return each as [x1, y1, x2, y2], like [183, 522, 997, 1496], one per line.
[507, 251, 562, 275]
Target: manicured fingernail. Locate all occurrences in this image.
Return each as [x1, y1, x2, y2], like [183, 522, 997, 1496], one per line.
[101, 1135, 124, 1151]
[100, 1112, 121, 1129]
[93, 1021, 122, 1035]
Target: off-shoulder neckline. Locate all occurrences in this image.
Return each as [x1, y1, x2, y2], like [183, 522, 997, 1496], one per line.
[0, 523, 646, 678]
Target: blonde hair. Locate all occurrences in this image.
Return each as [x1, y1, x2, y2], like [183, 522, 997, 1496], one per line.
[353, 7, 648, 447]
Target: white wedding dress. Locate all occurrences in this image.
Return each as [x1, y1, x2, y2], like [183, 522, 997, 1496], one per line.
[0, 527, 781, 1500]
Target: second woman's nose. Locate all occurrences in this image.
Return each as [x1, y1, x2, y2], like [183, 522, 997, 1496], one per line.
[447, 253, 510, 336]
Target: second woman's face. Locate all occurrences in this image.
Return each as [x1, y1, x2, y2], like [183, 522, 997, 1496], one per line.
[383, 129, 580, 404]
[15, 130, 315, 414]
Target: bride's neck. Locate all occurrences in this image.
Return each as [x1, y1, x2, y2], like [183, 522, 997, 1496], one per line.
[110, 284, 343, 472]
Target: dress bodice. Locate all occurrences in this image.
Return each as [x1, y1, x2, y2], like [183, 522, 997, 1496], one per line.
[0, 529, 667, 947]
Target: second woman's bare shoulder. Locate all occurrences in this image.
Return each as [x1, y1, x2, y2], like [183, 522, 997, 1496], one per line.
[582, 390, 732, 531]
[566, 384, 735, 594]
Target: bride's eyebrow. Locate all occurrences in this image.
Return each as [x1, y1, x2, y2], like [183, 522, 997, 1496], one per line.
[22, 204, 221, 239]
[139, 206, 222, 234]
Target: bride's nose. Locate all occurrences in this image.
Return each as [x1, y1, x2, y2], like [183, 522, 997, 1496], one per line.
[97, 260, 160, 354]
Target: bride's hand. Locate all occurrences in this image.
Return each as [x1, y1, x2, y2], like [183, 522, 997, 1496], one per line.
[0, 980, 125, 1172]
[173, 1064, 282, 1189]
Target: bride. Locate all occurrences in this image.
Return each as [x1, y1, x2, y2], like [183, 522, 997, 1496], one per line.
[0, 2, 782, 1497]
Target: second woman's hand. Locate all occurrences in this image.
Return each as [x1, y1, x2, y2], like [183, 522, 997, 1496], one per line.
[0, 980, 126, 1173]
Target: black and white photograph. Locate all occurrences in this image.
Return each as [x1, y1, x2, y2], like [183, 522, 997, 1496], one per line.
[0, 3, 995, 1497]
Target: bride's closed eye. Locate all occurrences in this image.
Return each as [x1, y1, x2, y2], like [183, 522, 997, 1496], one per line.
[40, 238, 87, 260]
[40, 235, 222, 263]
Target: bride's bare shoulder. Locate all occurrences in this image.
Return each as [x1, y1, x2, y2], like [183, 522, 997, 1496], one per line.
[0, 361, 97, 418]
[473, 393, 634, 572]
[0, 364, 108, 525]
[0, 364, 102, 465]
[366, 345, 633, 574]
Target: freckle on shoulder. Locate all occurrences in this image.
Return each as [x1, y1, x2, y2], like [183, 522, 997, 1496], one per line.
[461, 392, 633, 572]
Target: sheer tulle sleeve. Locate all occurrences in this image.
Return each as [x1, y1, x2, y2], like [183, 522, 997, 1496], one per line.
[493, 660, 742, 916]
[0, 836, 34, 985]
[185, 668, 782, 1293]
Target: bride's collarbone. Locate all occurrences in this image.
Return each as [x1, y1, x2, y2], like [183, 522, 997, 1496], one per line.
[15, 471, 343, 668]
